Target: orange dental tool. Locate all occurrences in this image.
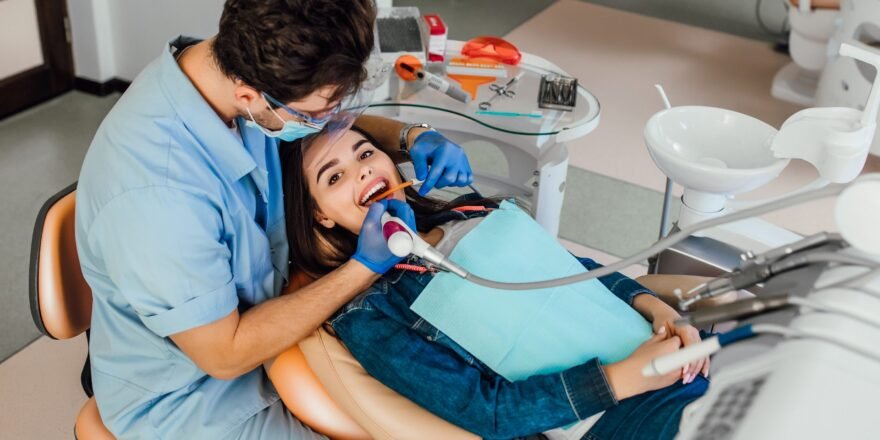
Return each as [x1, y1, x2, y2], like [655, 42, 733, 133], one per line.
[366, 179, 422, 205]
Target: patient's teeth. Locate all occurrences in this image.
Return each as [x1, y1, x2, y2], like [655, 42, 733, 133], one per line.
[360, 181, 388, 205]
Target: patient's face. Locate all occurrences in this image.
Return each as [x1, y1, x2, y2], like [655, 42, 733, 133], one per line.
[303, 130, 405, 234]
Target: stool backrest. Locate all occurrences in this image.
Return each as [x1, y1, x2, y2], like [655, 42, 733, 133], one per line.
[29, 183, 92, 340]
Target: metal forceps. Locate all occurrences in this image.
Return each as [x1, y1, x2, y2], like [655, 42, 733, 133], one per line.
[478, 72, 524, 110]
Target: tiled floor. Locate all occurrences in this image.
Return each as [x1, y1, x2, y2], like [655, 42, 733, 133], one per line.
[0, 335, 88, 439]
[584, 0, 790, 42]
[0, 92, 120, 363]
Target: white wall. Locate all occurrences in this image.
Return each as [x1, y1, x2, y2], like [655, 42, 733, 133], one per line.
[67, 0, 115, 81]
[66, 0, 224, 82]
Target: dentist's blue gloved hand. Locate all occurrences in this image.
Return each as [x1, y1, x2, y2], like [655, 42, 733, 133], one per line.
[353, 199, 418, 274]
[410, 130, 474, 196]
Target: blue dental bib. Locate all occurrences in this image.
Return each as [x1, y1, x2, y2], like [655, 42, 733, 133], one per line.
[410, 201, 652, 382]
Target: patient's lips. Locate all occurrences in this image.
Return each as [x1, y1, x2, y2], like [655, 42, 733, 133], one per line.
[359, 177, 389, 206]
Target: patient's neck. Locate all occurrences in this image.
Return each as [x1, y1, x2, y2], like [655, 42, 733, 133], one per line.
[420, 228, 444, 247]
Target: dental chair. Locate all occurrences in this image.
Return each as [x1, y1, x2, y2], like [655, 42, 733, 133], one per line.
[29, 183, 476, 440]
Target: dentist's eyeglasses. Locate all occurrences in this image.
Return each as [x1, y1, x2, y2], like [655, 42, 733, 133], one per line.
[261, 92, 340, 127]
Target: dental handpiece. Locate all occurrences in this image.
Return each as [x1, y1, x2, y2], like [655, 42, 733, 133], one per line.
[678, 254, 873, 311]
[675, 294, 793, 328]
[380, 213, 469, 278]
[420, 70, 471, 103]
[399, 62, 471, 104]
[678, 277, 736, 311]
[679, 233, 850, 310]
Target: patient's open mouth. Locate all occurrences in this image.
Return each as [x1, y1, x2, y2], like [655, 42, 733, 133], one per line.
[359, 178, 389, 206]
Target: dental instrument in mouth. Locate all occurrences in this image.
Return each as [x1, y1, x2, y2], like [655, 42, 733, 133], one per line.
[365, 179, 424, 205]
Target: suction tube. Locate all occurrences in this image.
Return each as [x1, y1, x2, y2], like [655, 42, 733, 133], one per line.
[453, 175, 880, 291]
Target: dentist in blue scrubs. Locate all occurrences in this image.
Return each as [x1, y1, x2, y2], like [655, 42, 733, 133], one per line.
[75, 1, 473, 438]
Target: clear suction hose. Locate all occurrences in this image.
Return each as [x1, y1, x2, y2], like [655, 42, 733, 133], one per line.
[459, 176, 879, 290]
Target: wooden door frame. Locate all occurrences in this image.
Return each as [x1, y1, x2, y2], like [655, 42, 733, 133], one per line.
[0, 0, 75, 120]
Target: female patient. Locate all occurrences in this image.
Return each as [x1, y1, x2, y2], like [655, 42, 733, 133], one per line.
[280, 127, 710, 440]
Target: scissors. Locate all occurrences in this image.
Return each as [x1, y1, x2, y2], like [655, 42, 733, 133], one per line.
[478, 72, 525, 110]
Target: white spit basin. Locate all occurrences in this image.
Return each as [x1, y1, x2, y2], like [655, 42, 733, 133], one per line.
[644, 106, 790, 196]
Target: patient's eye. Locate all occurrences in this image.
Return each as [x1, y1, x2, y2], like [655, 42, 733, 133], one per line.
[359, 150, 374, 160]
[328, 172, 342, 185]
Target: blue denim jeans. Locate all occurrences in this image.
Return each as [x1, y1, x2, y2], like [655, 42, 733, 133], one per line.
[585, 375, 709, 440]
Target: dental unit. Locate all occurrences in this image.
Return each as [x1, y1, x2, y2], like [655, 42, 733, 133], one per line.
[656, 236, 880, 439]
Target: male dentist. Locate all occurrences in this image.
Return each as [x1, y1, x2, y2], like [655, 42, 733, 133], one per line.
[75, 0, 473, 438]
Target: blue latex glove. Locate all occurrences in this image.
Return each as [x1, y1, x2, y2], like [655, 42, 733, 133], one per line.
[353, 199, 418, 274]
[409, 130, 474, 196]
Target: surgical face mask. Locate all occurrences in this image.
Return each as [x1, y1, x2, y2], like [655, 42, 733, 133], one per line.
[244, 96, 325, 142]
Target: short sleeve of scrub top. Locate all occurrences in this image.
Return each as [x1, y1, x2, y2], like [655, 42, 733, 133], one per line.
[89, 186, 238, 337]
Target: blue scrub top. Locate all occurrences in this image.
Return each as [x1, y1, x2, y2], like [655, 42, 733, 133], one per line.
[76, 36, 290, 438]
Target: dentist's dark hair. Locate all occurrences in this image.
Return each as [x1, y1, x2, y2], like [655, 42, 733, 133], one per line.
[280, 127, 499, 278]
[213, 0, 375, 103]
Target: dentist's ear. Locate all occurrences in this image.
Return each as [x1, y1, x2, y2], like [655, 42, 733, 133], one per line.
[233, 80, 262, 113]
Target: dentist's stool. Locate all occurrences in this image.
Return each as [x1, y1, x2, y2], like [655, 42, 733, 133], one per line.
[28, 183, 114, 440]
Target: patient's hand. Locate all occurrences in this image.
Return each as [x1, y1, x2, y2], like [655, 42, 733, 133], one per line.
[656, 319, 708, 385]
[633, 295, 709, 384]
[602, 329, 683, 400]
[633, 294, 710, 385]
